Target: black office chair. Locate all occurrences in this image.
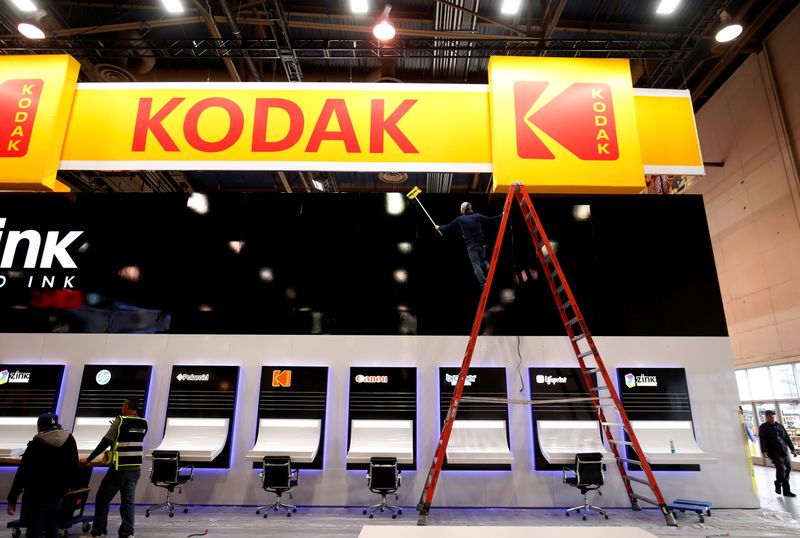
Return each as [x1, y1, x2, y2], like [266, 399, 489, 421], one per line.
[145, 450, 194, 518]
[256, 456, 299, 518]
[562, 452, 608, 520]
[363, 457, 402, 519]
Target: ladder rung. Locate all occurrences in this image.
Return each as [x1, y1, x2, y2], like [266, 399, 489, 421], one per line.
[577, 350, 594, 359]
[548, 271, 559, 281]
[630, 493, 659, 506]
[621, 475, 653, 486]
[616, 457, 643, 467]
[559, 300, 571, 310]
[555, 285, 564, 294]
[583, 367, 600, 374]
[589, 386, 608, 392]
[596, 404, 617, 409]
[566, 316, 580, 325]
[601, 422, 625, 427]
[608, 439, 633, 446]
[571, 333, 586, 342]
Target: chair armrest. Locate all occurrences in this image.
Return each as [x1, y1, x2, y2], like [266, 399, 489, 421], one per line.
[290, 469, 299, 486]
[561, 467, 574, 483]
[178, 465, 195, 483]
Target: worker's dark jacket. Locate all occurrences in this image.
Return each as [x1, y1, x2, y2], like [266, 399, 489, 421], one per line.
[759, 421, 795, 458]
[7, 428, 80, 503]
[439, 212, 502, 247]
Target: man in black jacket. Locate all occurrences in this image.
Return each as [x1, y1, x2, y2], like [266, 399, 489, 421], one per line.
[436, 202, 502, 287]
[6, 412, 80, 538]
[759, 409, 798, 497]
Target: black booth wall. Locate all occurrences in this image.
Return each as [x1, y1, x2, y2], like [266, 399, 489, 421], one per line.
[0, 193, 726, 337]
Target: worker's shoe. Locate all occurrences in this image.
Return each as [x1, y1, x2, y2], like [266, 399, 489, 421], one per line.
[775, 480, 782, 494]
[782, 482, 796, 497]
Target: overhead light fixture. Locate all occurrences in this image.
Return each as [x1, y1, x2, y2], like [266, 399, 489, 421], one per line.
[17, 21, 44, 39]
[311, 178, 325, 191]
[11, 0, 38, 12]
[385, 192, 405, 215]
[715, 11, 743, 43]
[655, 0, 680, 15]
[350, 0, 369, 14]
[186, 192, 209, 214]
[501, 0, 522, 15]
[373, 5, 395, 41]
[160, 0, 184, 13]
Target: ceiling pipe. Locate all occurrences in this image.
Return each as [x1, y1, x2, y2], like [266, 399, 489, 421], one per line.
[190, 0, 242, 82]
[217, 0, 261, 81]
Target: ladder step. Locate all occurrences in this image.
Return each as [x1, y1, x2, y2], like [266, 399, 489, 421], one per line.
[608, 439, 634, 446]
[566, 316, 580, 325]
[559, 300, 571, 310]
[615, 457, 643, 467]
[589, 386, 608, 392]
[621, 475, 653, 487]
[548, 271, 559, 281]
[583, 367, 600, 374]
[577, 350, 594, 359]
[555, 285, 564, 294]
[596, 404, 618, 409]
[601, 422, 625, 427]
[630, 493, 659, 506]
[571, 333, 586, 342]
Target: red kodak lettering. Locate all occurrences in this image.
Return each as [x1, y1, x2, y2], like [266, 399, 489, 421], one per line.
[272, 369, 292, 388]
[370, 99, 418, 153]
[131, 97, 184, 151]
[305, 99, 360, 153]
[252, 98, 304, 152]
[183, 97, 244, 152]
[0, 79, 43, 158]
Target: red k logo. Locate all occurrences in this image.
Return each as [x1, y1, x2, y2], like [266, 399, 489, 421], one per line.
[272, 369, 292, 388]
[513, 81, 619, 161]
[0, 79, 43, 158]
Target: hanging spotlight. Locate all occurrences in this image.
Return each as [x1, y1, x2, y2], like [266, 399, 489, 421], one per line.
[715, 11, 743, 43]
[500, 0, 522, 15]
[373, 5, 396, 41]
[11, 0, 38, 12]
[655, 0, 680, 15]
[17, 21, 45, 39]
[350, 0, 369, 14]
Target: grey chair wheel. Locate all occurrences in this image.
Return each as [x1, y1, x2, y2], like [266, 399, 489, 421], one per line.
[287, 512, 291, 517]
[699, 516, 704, 523]
[256, 509, 261, 514]
[362, 510, 367, 515]
[263, 513, 268, 518]
[565, 512, 570, 517]
[604, 515, 609, 519]
[169, 512, 174, 517]
[12, 529, 21, 538]
[582, 515, 587, 521]
[369, 514, 374, 519]
[292, 508, 297, 513]
[398, 509, 403, 515]
[184, 508, 189, 513]
[145, 510, 151, 518]
[392, 514, 397, 519]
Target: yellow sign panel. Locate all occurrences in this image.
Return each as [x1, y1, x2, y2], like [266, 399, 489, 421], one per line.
[488, 56, 645, 193]
[634, 89, 704, 175]
[60, 83, 492, 173]
[0, 55, 79, 191]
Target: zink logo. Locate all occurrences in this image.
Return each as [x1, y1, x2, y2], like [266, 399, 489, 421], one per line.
[513, 82, 618, 161]
[0, 79, 43, 158]
[176, 373, 210, 382]
[445, 373, 476, 386]
[535, 374, 567, 385]
[0, 370, 30, 384]
[625, 373, 657, 388]
[355, 374, 388, 384]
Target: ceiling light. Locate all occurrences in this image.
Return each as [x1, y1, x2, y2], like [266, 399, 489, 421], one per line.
[715, 10, 743, 43]
[11, 0, 37, 12]
[350, 0, 369, 14]
[17, 21, 45, 39]
[572, 204, 591, 221]
[393, 269, 408, 284]
[259, 267, 274, 282]
[655, 0, 680, 15]
[397, 241, 412, 254]
[118, 266, 141, 282]
[228, 240, 244, 254]
[160, 0, 183, 13]
[311, 178, 325, 191]
[186, 192, 209, 214]
[373, 5, 395, 41]
[501, 0, 522, 15]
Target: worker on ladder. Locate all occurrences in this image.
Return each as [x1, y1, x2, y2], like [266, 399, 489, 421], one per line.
[436, 202, 502, 287]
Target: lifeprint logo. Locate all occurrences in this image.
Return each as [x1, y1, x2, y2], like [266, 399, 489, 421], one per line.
[0, 79, 44, 158]
[535, 374, 567, 385]
[0, 370, 30, 384]
[176, 373, 210, 382]
[272, 369, 291, 388]
[513, 81, 618, 161]
[355, 374, 388, 384]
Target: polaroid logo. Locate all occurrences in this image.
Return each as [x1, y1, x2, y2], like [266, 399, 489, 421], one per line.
[355, 374, 388, 384]
[0, 370, 30, 384]
[513, 81, 618, 161]
[535, 375, 567, 385]
[445, 373, 477, 386]
[625, 373, 657, 388]
[176, 373, 209, 382]
[0, 79, 43, 158]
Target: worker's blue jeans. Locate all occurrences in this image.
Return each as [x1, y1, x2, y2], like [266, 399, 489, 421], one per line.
[466, 243, 489, 286]
[92, 468, 140, 538]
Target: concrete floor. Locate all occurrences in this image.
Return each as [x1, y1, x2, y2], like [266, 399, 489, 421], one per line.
[1, 465, 797, 538]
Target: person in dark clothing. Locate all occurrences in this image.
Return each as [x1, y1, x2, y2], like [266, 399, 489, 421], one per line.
[759, 409, 798, 497]
[6, 412, 80, 538]
[436, 202, 502, 287]
[81, 398, 148, 538]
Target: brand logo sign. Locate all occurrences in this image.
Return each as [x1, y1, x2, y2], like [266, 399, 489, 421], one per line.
[625, 373, 657, 388]
[0, 79, 44, 158]
[176, 373, 210, 382]
[95, 369, 111, 385]
[0, 369, 30, 384]
[445, 373, 477, 386]
[514, 82, 617, 161]
[271, 369, 292, 388]
[535, 374, 568, 385]
[355, 374, 388, 384]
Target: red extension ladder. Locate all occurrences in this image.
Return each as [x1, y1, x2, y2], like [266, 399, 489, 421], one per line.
[416, 183, 677, 527]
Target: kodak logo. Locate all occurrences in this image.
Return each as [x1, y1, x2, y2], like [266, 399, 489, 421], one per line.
[272, 369, 292, 388]
[0, 79, 43, 158]
[513, 81, 619, 161]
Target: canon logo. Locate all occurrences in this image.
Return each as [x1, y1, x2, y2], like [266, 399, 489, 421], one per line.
[355, 374, 388, 384]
